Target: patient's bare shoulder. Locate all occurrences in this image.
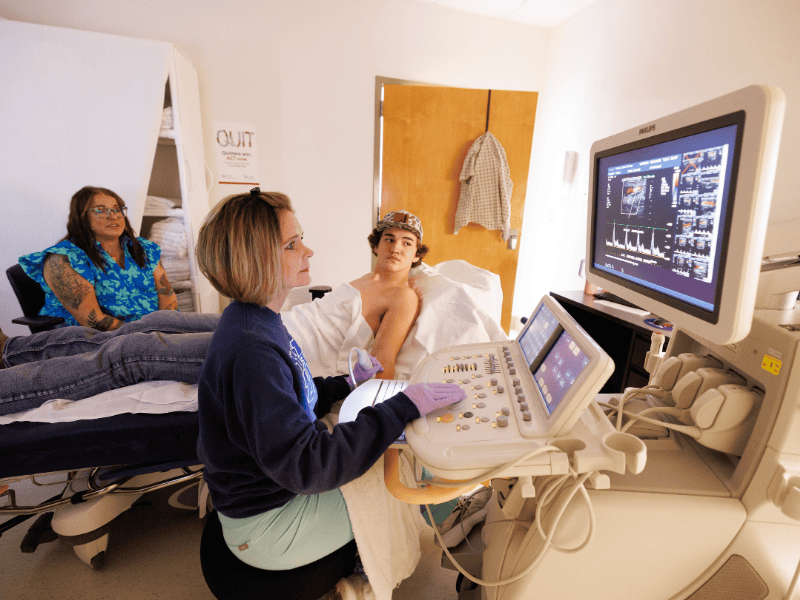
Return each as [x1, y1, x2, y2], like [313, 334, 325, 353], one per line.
[392, 285, 420, 315]
[348, 273, 372, 292]
[350, 274, 417, 336]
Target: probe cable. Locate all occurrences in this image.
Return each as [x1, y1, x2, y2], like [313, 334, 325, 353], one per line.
[598, 400, 702, 439]
[423, 463, 596, 588]
[609, 385, 667, 431]
[412, 444, 564, 489]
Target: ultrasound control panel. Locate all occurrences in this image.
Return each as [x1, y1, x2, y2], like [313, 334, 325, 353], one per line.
[340, 295, 616, 480]
[409, 346, 543, 439]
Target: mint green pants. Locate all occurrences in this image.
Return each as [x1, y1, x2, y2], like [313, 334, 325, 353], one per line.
[219, 489, 354, 570]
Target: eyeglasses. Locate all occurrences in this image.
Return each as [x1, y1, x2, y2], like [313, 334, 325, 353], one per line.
[89, 206, 127, 218]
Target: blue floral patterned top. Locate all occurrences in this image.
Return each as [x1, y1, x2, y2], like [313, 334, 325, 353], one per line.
[19, 236, 163, 327]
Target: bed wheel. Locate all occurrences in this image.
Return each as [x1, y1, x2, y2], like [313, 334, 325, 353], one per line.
[90, 551, 106, 571]
[71, 534, 110, 569]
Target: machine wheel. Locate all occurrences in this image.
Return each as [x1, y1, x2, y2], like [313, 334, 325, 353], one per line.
[90, 551, 106, 571]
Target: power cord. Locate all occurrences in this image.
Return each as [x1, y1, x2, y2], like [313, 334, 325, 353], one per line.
[425, 467, 595, 588]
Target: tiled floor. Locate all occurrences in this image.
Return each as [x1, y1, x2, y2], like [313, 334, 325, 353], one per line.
[0, 480, 459, 600]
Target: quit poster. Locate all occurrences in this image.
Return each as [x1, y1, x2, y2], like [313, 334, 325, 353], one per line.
[213, 122, 260, 185]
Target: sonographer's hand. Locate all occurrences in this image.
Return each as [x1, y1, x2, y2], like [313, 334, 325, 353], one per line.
[345, 355, 383, 388]
[403, 383, 466, 417]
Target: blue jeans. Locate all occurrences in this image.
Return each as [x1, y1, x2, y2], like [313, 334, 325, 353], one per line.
[0, 312, 220, 416]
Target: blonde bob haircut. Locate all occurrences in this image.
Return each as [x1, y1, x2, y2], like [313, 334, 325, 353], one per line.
[196, 190, 294, 305]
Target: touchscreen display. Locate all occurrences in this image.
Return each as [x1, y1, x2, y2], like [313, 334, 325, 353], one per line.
[533, 331, 590, 416]
[518, 304, 559, 368]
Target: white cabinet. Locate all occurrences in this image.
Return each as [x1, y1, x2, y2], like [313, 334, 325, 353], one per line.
[139, 54, 219, 314]
[0, 20, 219, 334]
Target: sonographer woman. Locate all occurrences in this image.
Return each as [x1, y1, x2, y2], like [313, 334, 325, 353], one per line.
[194, 188, 464, 597]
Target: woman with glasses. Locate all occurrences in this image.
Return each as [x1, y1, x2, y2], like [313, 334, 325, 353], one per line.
[18, 186, 177, 330]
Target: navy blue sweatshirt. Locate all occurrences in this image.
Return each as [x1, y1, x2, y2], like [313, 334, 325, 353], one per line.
[197, 301, 420, 518]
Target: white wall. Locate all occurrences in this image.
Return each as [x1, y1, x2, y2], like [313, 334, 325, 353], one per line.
[0, 0, 549, 335]
[512, 0, 800, 321]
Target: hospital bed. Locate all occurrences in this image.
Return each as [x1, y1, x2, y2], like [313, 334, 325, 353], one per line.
[0, 409, 203, 568]
[0, 259, 506, 569]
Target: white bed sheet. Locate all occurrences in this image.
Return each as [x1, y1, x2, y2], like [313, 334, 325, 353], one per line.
[1, 260, 506, 424]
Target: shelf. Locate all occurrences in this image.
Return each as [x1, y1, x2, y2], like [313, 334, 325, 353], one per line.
[143, 207, 184, 218]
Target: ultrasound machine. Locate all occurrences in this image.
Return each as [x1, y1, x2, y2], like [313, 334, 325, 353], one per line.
[342, 85, 798, 599]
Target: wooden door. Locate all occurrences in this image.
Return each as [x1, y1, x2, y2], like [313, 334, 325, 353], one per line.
[380, 84, 538, 333]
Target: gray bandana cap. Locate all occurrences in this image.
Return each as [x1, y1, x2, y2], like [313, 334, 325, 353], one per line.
[377, 210, 423, 241]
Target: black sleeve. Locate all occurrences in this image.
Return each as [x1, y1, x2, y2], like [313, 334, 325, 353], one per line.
[313, 375, 352, 417]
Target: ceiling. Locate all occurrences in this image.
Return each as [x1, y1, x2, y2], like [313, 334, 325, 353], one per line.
[413, 0, 600, 29]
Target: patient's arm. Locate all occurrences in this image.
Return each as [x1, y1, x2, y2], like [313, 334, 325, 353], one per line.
[372, 287, 420, 380]
[43, 253, 123, 331]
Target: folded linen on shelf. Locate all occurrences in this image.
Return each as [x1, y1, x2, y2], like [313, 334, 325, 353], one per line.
[149, 217, 188, 257]
[176, 291, 195, 312]
[162, 257, 191, 282]
[144, 195, 177, 212]
[161, 106, 174, 130]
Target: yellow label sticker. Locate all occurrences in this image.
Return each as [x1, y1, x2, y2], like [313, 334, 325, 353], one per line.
[762, 354, 782, 375]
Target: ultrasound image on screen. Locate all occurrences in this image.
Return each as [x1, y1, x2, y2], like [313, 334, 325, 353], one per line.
[533, 331, 590, 416]
[592, 123, 739, 313]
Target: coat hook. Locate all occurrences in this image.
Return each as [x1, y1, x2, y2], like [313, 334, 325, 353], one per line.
[485, 90, 492, 133]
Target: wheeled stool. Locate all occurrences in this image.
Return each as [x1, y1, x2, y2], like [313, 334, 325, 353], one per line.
[200, 510, 358, 600]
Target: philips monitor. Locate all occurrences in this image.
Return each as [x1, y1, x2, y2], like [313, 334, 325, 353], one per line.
[587, 85, 785, 346]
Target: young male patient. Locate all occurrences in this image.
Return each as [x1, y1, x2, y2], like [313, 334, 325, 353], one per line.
[349, 211, 428, 379]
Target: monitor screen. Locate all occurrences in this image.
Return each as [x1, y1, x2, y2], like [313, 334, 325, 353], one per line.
[586, 85, 785, 346]
[591, 114, 742, 320]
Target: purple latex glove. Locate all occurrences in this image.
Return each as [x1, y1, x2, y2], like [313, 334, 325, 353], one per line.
[403, 383, 466, 417]
[345, 355, 384, 389]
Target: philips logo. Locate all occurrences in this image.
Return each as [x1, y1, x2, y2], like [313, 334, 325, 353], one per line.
[639, 124, 656, 135]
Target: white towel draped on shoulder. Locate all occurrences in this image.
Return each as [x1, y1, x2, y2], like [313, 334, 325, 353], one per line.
[281, 283, 374, 377]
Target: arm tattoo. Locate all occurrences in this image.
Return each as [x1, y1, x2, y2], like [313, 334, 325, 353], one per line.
[44, 254, 86, 310]
[156, 272, 174, 296]
[87, 309, 117, 332]
[156, 270, 178, 310]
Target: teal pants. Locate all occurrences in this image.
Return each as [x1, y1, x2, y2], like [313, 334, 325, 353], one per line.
[219, 489, 354, 570]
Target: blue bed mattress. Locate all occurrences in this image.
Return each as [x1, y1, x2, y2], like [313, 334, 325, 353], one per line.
[0, 412, 199, 479]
